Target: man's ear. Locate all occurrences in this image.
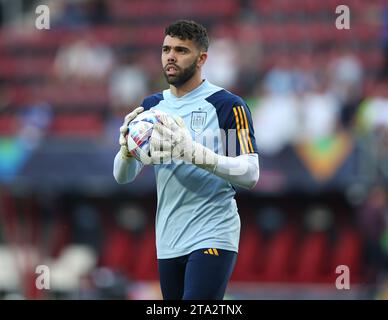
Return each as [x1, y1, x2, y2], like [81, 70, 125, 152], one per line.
[197, 52, 208, 68]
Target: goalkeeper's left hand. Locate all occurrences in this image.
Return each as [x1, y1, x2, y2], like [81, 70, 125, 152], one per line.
[119, 106, 144, 160]
[149, 115, 218, 171]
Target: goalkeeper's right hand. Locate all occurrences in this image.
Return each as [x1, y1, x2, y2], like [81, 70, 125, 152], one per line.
[119, 106, 144, 159]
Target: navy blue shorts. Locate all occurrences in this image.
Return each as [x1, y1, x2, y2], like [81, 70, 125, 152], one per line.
[157, 248, 237, 300]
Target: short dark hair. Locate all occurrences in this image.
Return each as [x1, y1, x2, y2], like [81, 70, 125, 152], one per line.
[165, 20, 209, 52]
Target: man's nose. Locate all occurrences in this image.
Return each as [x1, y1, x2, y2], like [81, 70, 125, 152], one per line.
[167, 53, 176, 63]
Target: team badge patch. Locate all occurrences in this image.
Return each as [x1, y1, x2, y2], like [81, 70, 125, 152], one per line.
[190, 111, 207, 133]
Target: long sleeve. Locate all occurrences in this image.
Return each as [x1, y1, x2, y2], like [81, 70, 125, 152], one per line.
[113, 151, 144, 184]
[211, 153, 260, 190]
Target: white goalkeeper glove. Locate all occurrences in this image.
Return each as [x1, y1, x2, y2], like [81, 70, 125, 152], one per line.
[119, 106, 144, 160]
[149, 114, 260, 189]
[150, 115, 218, 172]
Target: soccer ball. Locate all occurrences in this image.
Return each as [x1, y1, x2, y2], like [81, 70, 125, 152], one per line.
[126, 109, 167, 162]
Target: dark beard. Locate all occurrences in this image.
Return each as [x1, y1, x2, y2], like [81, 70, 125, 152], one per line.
[163, 59, 197, 88]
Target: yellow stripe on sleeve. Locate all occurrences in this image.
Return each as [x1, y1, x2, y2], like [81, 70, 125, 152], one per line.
[208, 248, 214, 255]
[240, 106, 254, 153]
[233, 107, 246, 154]
[213, 248, 219, 256]
[237, 106, 250, 153]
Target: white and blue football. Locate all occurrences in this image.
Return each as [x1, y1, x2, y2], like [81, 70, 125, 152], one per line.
[125, 109, 167, 162]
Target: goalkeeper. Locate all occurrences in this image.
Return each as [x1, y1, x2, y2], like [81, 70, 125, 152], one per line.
[113, 20, 259, 300]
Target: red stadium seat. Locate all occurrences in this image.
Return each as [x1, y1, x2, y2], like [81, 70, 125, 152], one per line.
[291, 231, 329, 283]
[0, 28, 75, 52]
[251, 0, 273, 16]
[231, 225, 262, 282]
[132, 227, 158, 281]
[51, 113, 103, 137]
[49, 216, 72, 259]
[323, 227, 363, 283]
[100, 227, 136, 277]
[109, 0, 238, 19]
[6, 83, 109, 108]
[0, 55, 54, 80]
[308, 22, 333, 43]
[259, 226, 297, 282]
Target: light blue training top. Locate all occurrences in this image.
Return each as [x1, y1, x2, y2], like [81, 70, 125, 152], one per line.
[141, 79, 258, 259]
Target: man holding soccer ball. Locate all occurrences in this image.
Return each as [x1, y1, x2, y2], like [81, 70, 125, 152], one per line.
[113, 20, 259, 300]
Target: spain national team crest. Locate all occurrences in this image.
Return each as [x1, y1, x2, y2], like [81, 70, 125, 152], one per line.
[190, 111, 207, 133]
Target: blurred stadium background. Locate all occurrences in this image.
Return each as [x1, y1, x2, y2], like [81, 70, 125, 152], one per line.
[0, 0, 387, 299]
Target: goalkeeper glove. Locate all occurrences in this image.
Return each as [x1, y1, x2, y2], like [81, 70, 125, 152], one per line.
[150, 115, 218, 172]
[119, 106, 144, 159]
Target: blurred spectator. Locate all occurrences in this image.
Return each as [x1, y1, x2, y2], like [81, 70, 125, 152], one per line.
[298, 81, 340, 143]
[356, 81, 388, 133]
[136, 52, 166, 93]
[304, 205, 333, 233]
[358, 185, 388, 283]
[115, 203, 147, 236]
[252, 93, 299, 155]
[51, 0, 109, 29]
[328, 48, 363, 103]
[203, 37, 238, 90]
[51, 0, 91, 30]
[292, 53, 318, 95]
[262, 56, 295, 95]
[0, 102, 52, 183]
[71, 203, 103, 253]
[256, 206, 285, 240]
[235, 18, 263, 96]
[237, 0, 256, 20]
[89, 267, 129, 299]
[380, 5, 388, 79]
[17, 102, 53, 150]
[108, 58, 149, 114]
[87, 0, 109, 25]
[327, 47, 364, 128]
[356, 80, 388, 180]
[104, 56, 149, 148]
[54, 34, 115, 83]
